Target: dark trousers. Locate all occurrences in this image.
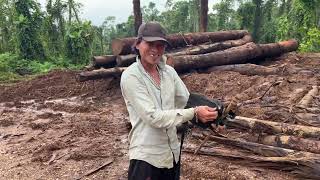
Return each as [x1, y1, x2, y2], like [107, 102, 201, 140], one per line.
[128, 159, 180, 180]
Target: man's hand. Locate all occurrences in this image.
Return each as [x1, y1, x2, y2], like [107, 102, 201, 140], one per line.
[195, 106, 218, 123]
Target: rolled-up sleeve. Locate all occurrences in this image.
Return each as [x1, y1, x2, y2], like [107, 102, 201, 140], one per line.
[121, 73, 194, 129]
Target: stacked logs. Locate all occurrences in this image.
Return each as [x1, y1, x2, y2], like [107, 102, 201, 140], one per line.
[79, 30, 298, 82]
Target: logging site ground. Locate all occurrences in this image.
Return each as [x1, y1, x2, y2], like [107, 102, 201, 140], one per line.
[0, 52, 319, 180]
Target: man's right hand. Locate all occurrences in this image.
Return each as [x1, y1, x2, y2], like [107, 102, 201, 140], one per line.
[195, 106, 218, 123]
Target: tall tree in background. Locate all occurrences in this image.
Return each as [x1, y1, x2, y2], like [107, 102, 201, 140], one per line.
[15, 0, 45, 60]
[133, 0, 142, 35]
[67, 0, 80, 24]
[190, 0, 200, 32]
[252, 0, 263, 42]
[213, 0, 236, 30]
[0, 0, 15, 53]
[199, 0, 208, 32]
[45, 0, 67, 56]
[143, 2, 161, 22]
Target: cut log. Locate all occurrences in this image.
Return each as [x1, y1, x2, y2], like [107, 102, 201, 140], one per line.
[115, 35, 251, 67]
[259, 135, 320, 154]
[192, 133, 295, 156]
[167, 34, 253, 56]
[297, 86, 318, 108]
[78, 67, 126, 82]
[183, 145, 320, 179]
[228, 116, 320, 138]
[288, 88, 306, 104]
[173, 39, 299, 72]
[92, 55, 117, 68]
[205, 63, 279, 76]
[112, 30, 249, 55]
[116, 54, 137, 67]
[79, 57, 175, 81]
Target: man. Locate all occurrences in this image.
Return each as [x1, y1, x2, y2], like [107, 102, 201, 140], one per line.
[120, 21, 218, 180]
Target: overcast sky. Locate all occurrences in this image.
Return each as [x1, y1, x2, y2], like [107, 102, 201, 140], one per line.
[38, 0, 218, 26]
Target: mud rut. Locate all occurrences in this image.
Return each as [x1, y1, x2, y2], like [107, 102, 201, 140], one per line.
[0, 52, 319, 179]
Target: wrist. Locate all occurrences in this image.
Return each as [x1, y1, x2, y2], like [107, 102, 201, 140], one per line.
[194, 106, 199, 123]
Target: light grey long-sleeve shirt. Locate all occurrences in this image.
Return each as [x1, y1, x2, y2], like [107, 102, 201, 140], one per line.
[120, 56, 195, 168]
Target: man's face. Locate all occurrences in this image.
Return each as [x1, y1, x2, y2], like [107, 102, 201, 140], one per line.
[136, 40, 166, 66]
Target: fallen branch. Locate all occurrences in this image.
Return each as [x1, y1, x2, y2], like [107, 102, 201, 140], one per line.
[75, 158, 114, 180]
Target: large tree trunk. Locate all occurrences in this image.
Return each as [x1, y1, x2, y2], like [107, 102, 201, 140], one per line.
[205, 64, 280, 76]
[259, 135, 320, 154]
[199, 0, 208, 32]
[133, 0, 142, 36]
[205, 63, 304, 76]
[116, 54, 137, 67]
[173, 39, 298, 72]
[116, 35, 252, 67]
[168, 34, 252, 56]
[78, 67, 126, 82]
[228, 116, 320, 138]
[91, 55, 116, 68]
[111, 30, 249, 55]
[81, 40, 298, 81]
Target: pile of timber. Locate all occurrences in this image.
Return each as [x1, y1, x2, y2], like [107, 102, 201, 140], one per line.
[184, 115, 320, 179]
[79, 30, 299, 81]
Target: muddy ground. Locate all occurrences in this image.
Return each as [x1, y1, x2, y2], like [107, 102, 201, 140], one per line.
[0, 52, 319, 180]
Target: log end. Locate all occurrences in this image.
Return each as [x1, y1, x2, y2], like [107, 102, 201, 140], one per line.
[278, 39, 299, 52]
[111, 39, 125, 56]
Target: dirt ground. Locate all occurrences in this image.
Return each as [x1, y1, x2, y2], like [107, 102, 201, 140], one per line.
[0, 52, 319, 180]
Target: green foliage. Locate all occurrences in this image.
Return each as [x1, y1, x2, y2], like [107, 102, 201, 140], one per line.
[237, 1, 255, 32]
[14, 0, 45, 60]
[65, 21, 94, 65]
[213, 0, 237, 30]
[299, 27, 320, 52]
[0, 0, 16, 53]
[1, 0, 320, 81]
[142, 2, 161, 22]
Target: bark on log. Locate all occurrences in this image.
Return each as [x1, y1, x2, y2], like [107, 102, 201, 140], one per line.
[92, 55, 117, 68]
[111, 30, 249, 55]
[183, 145, 320, 179]
[288, 88, 306, 104]
[116, 54, 137, 67]
[192, 133, 295, 156]
[298, 86, 318, 108]
[78, 67, 126, 82]
[115, 35, 252, 67]
[205, 63, 279, 76]
[228, 116, 320, 138]
[79, 57, 175, 81]
[168, 34, 253, 56]
[173, 39, 299, 72]
[259, 135, 320, 154]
